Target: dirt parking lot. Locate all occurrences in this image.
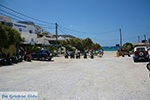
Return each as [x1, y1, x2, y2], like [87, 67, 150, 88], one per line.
[0, 51, 150, 100]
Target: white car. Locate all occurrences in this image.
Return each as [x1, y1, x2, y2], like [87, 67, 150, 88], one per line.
[133, 46, 149, 62]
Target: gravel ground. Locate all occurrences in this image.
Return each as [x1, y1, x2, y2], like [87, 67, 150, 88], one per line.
[0, 51, 150, 100]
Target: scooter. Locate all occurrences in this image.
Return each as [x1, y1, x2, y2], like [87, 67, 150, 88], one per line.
[121, 52, 125, 57]
[146, 62, 150, 77]
[76, 52, 80, 59]
[11, 53, 18, 63]
[6, 53, 12, 65]
[83, 53, 87, 59]
[128, 53, 131, 57]
[147, 62, 150, 71]
[90, 53, 94, 59]
[70, 52, 75, 59]
[64, 52, 69, 58]
[24, 54, 32, 62]
[0, 54, 7, 65]
[16, 53, 24, 62]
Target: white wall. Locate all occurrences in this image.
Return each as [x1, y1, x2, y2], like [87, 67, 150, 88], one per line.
[13, 22, 37, 44]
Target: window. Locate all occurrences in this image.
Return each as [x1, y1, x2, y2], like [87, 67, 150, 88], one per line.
[19, 28, 22, 32]
[31, 38, 34, 42]
[1, 21, 4, 25]
[22, 37, 25, 42]
[137, 48, 145, 51]
[29, 30, 33, 34]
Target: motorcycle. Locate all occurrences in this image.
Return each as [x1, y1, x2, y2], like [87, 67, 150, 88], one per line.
[70, 52, 75, 59]
[16, 54, 24, 62]
[24, 54, 32, 62]
[11, 53, 18, 63]
[83, 52, 87, 59]
[6, 53, 12, 65]
[64, 52, 69, 59]
[76, 52, 80, 59]
[90, 52, 94, 59]
[0, 54, 7, 65]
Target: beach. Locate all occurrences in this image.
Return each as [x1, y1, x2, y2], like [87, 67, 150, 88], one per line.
[0, 51, 150, 100]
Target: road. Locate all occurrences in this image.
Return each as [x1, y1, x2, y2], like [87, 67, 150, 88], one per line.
[0, 51, 150, 100]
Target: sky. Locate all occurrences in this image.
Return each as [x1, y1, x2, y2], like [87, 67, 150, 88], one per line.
[0, 0, 150, 46]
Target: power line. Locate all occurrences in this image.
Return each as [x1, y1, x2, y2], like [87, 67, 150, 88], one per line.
[58, 25, 118, 34]
[58, 28, 67, 35]
[0, 9, 53, 27]
[0, 12, 54, 29]
[0, 4, 55, 25]
[58, 26, 80, 37]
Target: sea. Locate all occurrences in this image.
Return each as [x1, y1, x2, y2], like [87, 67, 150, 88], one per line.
[102, 46, 121, 51]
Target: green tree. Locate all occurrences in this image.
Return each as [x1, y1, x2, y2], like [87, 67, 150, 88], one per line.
[60, 37, 103, 51]
[0, 24, 22, 52]
[122, 42, 134, 51]
[42, 32, 48, 35]
[82, 38, 94, 50]
[0, 24, 9, 50]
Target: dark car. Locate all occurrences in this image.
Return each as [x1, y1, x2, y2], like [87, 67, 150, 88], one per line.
[31, 49, 53, 61]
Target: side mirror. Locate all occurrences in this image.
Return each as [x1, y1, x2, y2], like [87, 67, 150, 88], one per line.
[147, 62, 150, 71]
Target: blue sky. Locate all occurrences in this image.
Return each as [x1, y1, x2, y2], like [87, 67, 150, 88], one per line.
[0, 0, 150, 46]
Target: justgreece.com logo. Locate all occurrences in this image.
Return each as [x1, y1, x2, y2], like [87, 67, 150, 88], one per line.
[0, 92, 38, 100]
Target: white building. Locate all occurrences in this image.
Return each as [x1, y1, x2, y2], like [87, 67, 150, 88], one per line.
[13, 22, 37, 45]
[0, 15, 37, 45]
[17, 21, 44, 34]
[0, 15, 13, 27]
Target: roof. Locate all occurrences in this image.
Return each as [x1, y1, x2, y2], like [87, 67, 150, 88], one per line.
[132, 43, 150, 46]
[58, 35, 76, 38]
[37, 33, 52, 38]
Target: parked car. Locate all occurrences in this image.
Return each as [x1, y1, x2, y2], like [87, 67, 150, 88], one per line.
[133, 46, 149, 62]
[31, 49, 53, 61]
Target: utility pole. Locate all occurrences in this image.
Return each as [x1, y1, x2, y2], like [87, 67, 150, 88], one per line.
[119, 29, 122, 47]
[144, 35, 146, 40]
[144, 34, 146, 43]
[55, 23, 58, 44]
[138, 36, 140, 43]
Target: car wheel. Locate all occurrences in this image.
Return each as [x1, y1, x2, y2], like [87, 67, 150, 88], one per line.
[41, 57, 45, 61]
[134, 59, 137, 62]
[48, 58, 51, 61]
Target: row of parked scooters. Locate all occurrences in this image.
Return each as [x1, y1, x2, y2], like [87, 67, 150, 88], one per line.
[64, 52, 94, 59]
[0, 53, 32, 66]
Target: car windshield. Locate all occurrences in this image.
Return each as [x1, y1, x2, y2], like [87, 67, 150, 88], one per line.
[42, 50, 50, 54]
[136, 48, 145, 51]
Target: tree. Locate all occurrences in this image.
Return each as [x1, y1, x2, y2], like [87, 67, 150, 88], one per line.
[42, 32, 48, 35]
[122, 42, 134, 51]
[0, 24, 9, 50]
[82, 38, 94, 50]
[0, 24, 22, 52]
[60, 37, 103, 51]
